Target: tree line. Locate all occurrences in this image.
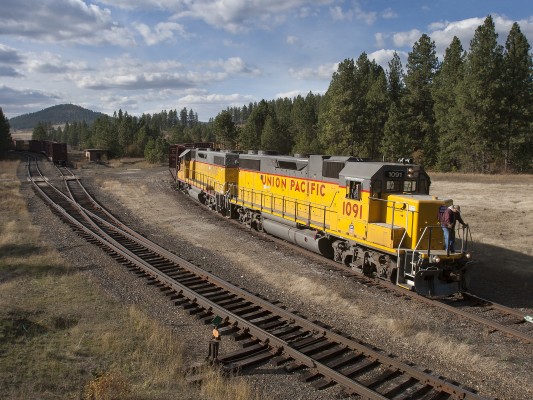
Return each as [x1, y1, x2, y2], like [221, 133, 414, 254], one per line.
[215, 16, 531, 173]
[31, 108, 203, 163]
[2, 15, 531, 172]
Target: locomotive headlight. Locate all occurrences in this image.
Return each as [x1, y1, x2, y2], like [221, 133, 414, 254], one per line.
[407, 167, 414, 178]
[432, 255, 441, 264]
[465, 252, 472, 259]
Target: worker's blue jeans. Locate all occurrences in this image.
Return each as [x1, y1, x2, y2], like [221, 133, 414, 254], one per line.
[442, 226, 455, 253]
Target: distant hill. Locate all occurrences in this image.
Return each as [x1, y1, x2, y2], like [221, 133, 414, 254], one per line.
[9, 104, 107, 130]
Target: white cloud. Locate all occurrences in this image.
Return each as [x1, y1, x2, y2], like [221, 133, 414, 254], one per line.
[368, 49, 408, 70]
[0, 44, 23, 64]
[375, 32, 386, 48]
[276, 88, 326, 99]
[0, 85, 60, 116]
[393, 29, 423, 47]
[134, 21, 189, 45]
[354, 2, 377, 25]
[329, 2, 376, 25]
[179, 92, 254, 105]
[0, 66, 22, 77]
[382, 8, 397, 19]
[390, 14, 533, 55]
[206, 57, 261, 75]
[170, 0, 334, 33]
[287, 35, 299, 45]
[223, 39, 244, 48]
[66, 55, 259, 91]
[0, 0, 136, 46]
[0, 44, 24, 76]
[330, 6, 351, 21]
[428, 15, 533, 54]
[288, 62, 338, 80]
[26, 52, 89, 74]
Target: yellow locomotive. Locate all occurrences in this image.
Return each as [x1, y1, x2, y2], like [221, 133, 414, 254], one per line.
[170, 144, 474, 297]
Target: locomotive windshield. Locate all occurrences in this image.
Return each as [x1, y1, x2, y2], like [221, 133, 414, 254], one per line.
[385, 179, 417, 193]
[403, 180, 417, 192]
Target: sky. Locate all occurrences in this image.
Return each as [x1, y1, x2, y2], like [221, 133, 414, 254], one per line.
[1, 1, 532, 122]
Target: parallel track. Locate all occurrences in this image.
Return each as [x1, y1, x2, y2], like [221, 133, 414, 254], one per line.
[27, 157, 493, 399]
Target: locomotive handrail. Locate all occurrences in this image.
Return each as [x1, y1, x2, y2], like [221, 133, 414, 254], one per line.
[414, 224, 472, 259]
[232, 184, 335, 230]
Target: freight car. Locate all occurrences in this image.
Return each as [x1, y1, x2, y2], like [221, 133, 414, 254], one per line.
[14, 140, 68, 165]
[169, 144, 474, 297]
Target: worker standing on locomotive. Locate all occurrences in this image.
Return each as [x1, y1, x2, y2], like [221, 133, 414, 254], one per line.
[441, 205, 468, 254]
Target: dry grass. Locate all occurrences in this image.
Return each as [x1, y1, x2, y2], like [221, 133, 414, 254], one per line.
[199, 367, 263, 400]
[0, 158, 263, 400]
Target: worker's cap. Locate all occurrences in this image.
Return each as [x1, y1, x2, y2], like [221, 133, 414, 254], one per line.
[452, 205, 461, 212]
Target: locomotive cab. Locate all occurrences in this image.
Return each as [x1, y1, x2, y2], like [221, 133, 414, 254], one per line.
[337, 161, 473, 297]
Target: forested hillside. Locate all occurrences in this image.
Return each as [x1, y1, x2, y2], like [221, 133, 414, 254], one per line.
[20, 16, 532, 173]
[9, 104, 106, 130]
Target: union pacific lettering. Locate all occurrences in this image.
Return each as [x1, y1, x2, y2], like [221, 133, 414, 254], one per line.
[260, 174, 326, 196]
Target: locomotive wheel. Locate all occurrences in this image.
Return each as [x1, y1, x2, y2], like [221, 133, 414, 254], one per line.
[343, 254, 353, 268]
[389, 267, 398, 283]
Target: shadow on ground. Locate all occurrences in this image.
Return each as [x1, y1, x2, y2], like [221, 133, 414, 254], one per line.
[0, 243, 69, 284]
[468, 242, 533, 309]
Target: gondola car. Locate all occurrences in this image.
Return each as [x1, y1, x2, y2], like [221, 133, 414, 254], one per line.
[14, 140, 68, 165]
[170, 145, 474, 297]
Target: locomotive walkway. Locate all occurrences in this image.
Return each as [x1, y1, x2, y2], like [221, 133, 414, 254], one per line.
[27, 156, 494, 399]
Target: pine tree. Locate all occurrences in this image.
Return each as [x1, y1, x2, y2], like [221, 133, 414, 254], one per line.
[261, 114, 286, 153]
[213, 110, 237, 149]
[432, 36, 466, 171]
[402, 34, 438, 166]
[32, 122, 48, 140]
[352, 53, 375, 157]
[0, 108, 12, 153]
[318, 58, 357, 155]
[179, 108, 188, 127]
[459, 15, 504, 172]
[381, 103, 412, 161]
[291, 93, 322, 155]
[387, 52, 404, 105]
[365, 66, 389, 159]
[239, 100, 269, 150]
[501, 22, 533, 172]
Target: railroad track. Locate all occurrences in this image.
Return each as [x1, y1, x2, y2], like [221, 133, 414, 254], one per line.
[172, 182, 533, 345]
[26, 157, 495, 399]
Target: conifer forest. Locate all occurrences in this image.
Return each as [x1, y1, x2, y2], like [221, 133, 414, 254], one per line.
[15, 16, 533, 173]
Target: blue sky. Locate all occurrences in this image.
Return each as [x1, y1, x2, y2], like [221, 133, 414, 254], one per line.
[1, 0, 532, 121]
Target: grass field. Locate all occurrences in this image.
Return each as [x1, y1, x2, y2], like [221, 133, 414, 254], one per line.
[0, 156, 261, 400]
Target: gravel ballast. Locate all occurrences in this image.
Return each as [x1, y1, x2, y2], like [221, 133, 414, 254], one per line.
[20, 160, 533, 400]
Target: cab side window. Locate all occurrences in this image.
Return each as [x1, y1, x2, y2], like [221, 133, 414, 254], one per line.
[346, 181, 361, 200]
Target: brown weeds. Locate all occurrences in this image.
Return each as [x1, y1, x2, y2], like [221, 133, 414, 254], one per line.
[0, 158, 263, 400]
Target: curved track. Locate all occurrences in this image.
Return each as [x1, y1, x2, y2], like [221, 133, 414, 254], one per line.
[28, 157, 493, 399]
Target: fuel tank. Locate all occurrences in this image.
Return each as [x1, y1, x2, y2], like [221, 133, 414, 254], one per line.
[262, 218, 333, 258]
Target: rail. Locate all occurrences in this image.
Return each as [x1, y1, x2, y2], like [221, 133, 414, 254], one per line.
[26, 157, 493, 399]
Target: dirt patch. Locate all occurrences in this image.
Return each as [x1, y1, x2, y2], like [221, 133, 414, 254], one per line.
[430, 174, 533, 307]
